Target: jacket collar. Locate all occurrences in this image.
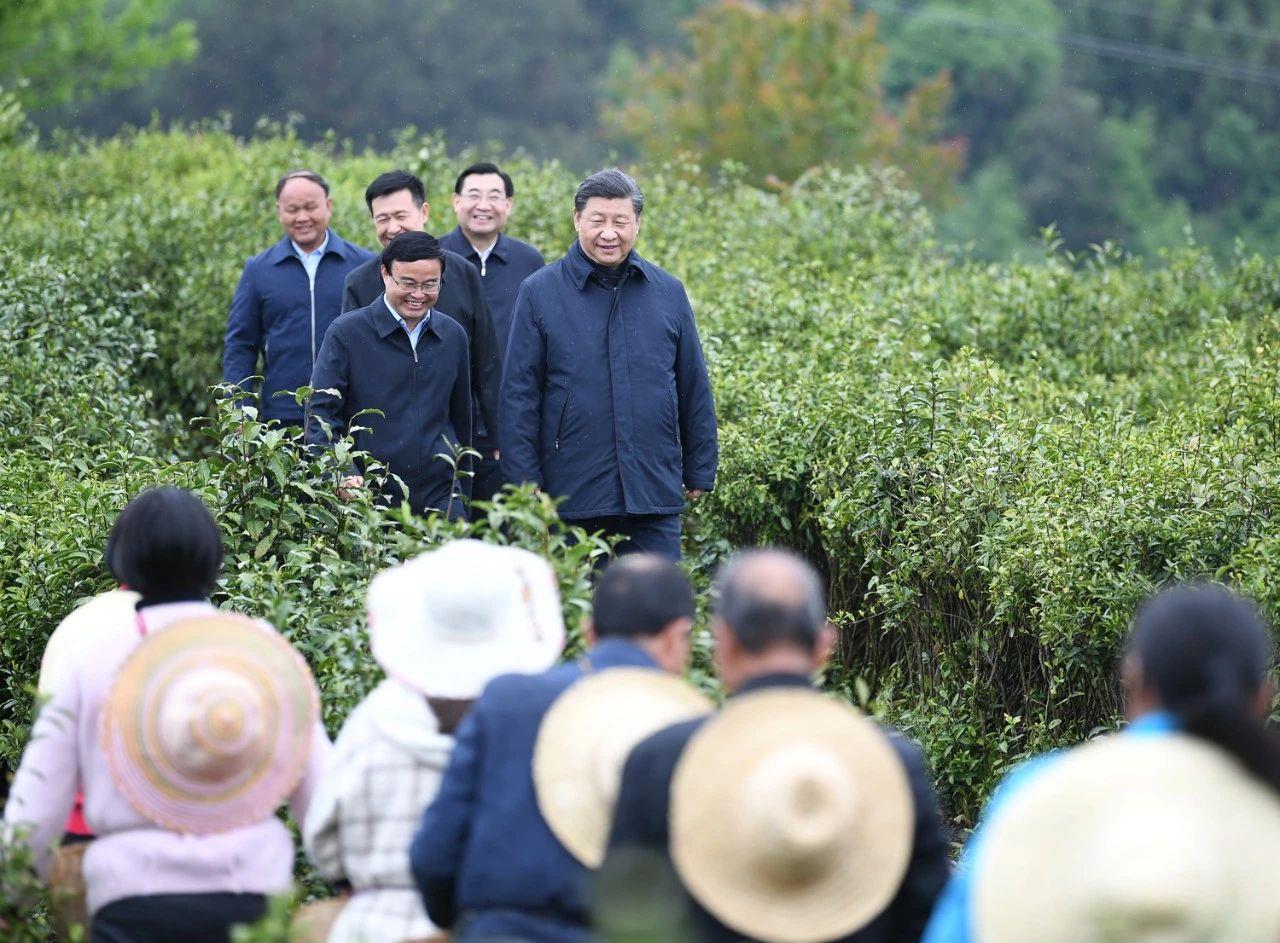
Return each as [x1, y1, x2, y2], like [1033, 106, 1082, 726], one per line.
[563, 240, 653, 290]
[266, 230, 362, 266]
[585, 637, 660, 671]
[733, 671, 815, 697]
[370, 294, 443, 341]
[443, 226, 507, 264]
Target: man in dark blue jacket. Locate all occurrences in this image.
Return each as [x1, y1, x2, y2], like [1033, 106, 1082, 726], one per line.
[442, 161, 546, 504]
[500, 169, 717, 560]
[410, 555, 696, 943]
[222, 169, 373, 425]
[342, 171, 501, 488]
[598, 550, 951, 942]
[307, 231, 472, 517]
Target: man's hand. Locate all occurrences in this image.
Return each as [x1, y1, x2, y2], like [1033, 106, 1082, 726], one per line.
[687, 488, 706, 500]
[338, 475, 365, 501]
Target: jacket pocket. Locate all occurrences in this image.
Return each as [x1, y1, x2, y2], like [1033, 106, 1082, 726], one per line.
[554, 391, 572, 451]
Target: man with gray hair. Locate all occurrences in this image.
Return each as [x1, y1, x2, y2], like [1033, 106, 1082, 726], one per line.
[598, 549, 950, 941]
[499, 168, 718, 559]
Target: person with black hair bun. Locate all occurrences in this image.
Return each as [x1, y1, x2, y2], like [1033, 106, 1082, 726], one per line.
[3, 487, 331, 943]
[923, 582, 1280, 943]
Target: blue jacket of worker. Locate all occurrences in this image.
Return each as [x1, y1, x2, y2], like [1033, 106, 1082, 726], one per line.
[499, 241, 718, 520]
[222, 232, 373, 423]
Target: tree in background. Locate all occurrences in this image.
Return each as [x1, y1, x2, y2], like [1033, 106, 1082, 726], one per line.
[0, 0, 196, 108]
[602, 0, 962, 201]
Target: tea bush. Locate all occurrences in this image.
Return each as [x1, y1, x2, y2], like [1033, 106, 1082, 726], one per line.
[2, 125, 1279, 895]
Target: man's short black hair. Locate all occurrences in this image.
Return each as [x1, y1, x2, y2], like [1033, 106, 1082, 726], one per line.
[574, 168, 644, 216]
[713, 550, 826, 654]
[592, 555, 695, 638]
[105, 487, 223, 602]
[381, 230, 445, 275]
[275, 169, 330, 199]
[365, 170, 426, 213]
[454, 162, 515, 198]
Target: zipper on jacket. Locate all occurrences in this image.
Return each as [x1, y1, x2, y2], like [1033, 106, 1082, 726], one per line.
[554, 393, 571, 451]
[303, 261, 318, 431]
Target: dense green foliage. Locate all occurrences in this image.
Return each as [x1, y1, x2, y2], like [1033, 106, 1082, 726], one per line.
[2, 122, 1280, 934]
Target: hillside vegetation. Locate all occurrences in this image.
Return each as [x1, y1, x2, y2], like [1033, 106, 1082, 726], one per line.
[3, 123, 1279, 844]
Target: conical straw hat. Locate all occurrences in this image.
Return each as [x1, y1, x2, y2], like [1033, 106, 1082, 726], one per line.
[670, 688, 914, 943]
[976, 733, 1280, 943]
[100, 614, 319, 834]
[534, 667, 713, 867]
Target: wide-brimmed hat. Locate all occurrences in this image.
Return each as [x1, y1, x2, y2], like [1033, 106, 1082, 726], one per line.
[976, 733, 1280, 943]
[39, 589, 140, 696]
[670, 688, 914, 943]
[534, 668, 713, 867]
[100, 614, 319, 834]
[367, 540, 565, 700]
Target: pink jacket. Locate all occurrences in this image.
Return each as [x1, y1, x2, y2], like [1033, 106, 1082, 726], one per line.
[3, 601, 331, 915]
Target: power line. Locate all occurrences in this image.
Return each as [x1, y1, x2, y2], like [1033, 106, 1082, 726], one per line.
[1070, 0, 1280, 47]
[863, 0, 1280, 89]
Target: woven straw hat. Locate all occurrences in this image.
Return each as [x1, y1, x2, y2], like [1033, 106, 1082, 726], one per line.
[100, 614, 319, 834]
[976, 733, 1280, 943]
[670, 688, 914, 943]
[38, 589, 140, 696]
[534, 667, 713, 867]
[367, 540, 565, 699]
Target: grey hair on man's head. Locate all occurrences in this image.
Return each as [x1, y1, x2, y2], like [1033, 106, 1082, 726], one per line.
[713, 549, 827, 654]
[574, 168, 644, 216]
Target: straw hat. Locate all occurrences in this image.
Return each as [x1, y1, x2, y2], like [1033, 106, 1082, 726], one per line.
[39, 589, 141, 696]
[367, 540, 565, 700]
[533, 668, 713, 867]
[100, 614, 319, 834]
[976, 733, 1280, 943]
[670, 688, 914, 943]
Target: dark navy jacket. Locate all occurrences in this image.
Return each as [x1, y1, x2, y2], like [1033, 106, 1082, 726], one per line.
[500, 242, 718, 520]
[600, 674, 951, 943]
[439, 227, 545, 364]
[222, 231, 373, 423]
[306, 298, 472, 516]
[410, 639, 661, 943]
[342, 246, 501, 447]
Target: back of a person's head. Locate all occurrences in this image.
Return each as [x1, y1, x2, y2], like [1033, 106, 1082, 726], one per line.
[1128, 581, 1280, 795]
[713, 549, 826, 654]
[592, 555, 694, 639]
[104, 487, 223, 602]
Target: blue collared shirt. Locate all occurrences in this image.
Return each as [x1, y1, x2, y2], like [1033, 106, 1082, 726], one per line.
[383, 295, 431, 352]
[921, 711, 1178, 943]
[292, 231, 331, 284]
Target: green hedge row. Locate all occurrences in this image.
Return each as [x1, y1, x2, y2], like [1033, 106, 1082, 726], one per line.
[3, 123, 1279, 845]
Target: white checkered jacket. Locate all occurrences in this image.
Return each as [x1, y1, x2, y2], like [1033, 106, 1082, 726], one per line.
[304, 678, 453, 943]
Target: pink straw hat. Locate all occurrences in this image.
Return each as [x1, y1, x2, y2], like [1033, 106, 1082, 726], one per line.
[100, 614, 319, 834]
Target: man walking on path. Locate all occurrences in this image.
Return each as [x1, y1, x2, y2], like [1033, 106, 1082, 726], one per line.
[222, 170, 372, 426]
[308, 232, 472, 518]
[409, 555, 696, 943]
[343, 171, 501, 484]
[441, 162, 545, 503]
[500, 169, 718, 559]
[599, 549, 951, 942]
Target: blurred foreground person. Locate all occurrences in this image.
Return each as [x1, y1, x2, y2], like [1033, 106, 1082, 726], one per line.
[599, 549, 949, 942]
[222, 170, 372, 426]
[3, 487, 329, 943]
[923, 582, 1280, 943]
[301, 541, 566, 943]
[410, 554, 696, 942]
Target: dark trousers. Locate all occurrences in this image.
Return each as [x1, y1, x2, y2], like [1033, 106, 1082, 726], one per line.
[92, 893, 268, 943]
[471, 451, 507, 504]
[571, 513, 682, 560]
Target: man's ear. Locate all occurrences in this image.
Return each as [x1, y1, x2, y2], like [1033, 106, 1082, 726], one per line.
[812, 621, 838, 672]
[572, 210, 582, 234]
[421, 200, 430, 225]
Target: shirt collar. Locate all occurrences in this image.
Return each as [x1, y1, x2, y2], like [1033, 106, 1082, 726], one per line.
[564, 239, 650, 290]
[586, 637, 660, 671]
[383, 293, 431, 334]
[373, 293, 442, 341]
[291, 230, 330, 260]
[445, 226, 506, 264]
[733, 672, 815, 697]
[269, 230, 358, 265]
[1127, 710, 1178, 735]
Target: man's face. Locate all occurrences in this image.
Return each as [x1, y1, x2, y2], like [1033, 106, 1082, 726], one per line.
[370, 189, 429, 247]
[452, 173, 512, 240]
[382, 257, 443, 321]
[277, 178, 333, 252]
[573, 196, 640, 267]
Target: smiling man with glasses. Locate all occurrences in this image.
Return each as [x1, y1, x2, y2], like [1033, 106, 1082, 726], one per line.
[308, 231, 473, 518]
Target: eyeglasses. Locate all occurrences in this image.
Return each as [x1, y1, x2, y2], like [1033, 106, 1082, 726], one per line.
[392, 275, 441, 294]
[460, 191, 509, 204]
